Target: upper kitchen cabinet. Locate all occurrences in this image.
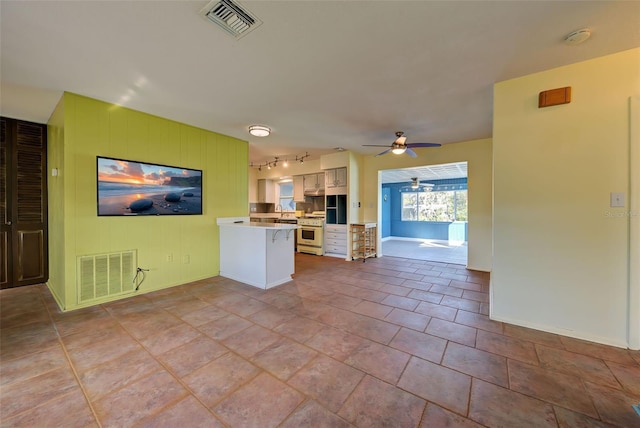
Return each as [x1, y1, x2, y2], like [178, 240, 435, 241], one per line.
[257, 179, 275, 203]
[325, 167, 347, 195]
[293, 175, 305, 202]
[303, 173, 324, 196]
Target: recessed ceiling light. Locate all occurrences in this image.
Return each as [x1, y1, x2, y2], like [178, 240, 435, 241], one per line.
[249, 125, 270, 137]
[564, 28, 591, 46]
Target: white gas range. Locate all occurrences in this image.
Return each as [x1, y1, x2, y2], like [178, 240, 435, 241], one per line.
[297, 212, 325, 255]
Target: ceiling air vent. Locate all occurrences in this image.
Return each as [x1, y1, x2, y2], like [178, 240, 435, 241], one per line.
[199, 0, 262, 39]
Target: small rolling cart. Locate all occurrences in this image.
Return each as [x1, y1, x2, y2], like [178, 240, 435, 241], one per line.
[351, 223, 377, 262]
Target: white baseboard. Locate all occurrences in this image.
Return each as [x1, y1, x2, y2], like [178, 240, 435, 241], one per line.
[490, 313, 631, 350]
[465, 265, 491, 273]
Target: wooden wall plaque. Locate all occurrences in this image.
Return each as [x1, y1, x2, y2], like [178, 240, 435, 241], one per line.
[539, 87, 571, 108]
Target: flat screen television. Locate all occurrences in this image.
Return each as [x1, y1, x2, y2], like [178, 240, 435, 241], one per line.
[97, 156, 203, 216]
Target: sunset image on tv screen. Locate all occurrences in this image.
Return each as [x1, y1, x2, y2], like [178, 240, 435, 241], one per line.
[97, 157, 202, 216]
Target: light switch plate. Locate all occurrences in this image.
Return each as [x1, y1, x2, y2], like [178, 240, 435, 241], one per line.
[610, 192, 625, 207]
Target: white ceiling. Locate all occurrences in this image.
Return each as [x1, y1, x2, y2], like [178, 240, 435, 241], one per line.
[1, 1, 639, 166]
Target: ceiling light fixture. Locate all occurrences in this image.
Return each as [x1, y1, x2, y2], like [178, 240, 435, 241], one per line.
[249, 125, 271, 137]
[391, 134, 408, 154]
[296, 152, 310, 164]
[391, 145, 407, 155]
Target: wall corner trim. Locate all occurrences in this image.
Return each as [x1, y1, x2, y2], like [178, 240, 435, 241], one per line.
[628, 96, 640, 350]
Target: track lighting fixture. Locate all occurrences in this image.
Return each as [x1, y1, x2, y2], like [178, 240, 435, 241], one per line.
[250, 152, 310, 170]
[295, 152, 310, 164]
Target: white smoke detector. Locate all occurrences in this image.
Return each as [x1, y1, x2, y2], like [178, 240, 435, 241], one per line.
[564, 28, 591, 46]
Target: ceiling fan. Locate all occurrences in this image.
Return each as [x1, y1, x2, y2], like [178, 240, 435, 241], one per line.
[404, 177, 434, 192]
[364, 131, 441, 157]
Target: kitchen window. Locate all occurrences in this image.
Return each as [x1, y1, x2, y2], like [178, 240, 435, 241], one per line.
[279, 182, 296, 211]
[402, 190, 467, 222]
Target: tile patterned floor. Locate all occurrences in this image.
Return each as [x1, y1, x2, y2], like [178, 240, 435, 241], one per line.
[382, 238, 468, 265]
[1, 254, 639, 427]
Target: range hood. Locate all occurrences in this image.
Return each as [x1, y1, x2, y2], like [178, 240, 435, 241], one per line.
[304, 188, 325, 196]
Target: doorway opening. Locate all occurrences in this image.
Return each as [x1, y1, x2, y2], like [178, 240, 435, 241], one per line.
[380, 162, 468, 265]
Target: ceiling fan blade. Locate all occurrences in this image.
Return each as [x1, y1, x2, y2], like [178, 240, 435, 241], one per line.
[375, 148, 392, 157]
[407, 143, 442, 148]
[363, 144, 393, 147]
[406, 147, 417, 158]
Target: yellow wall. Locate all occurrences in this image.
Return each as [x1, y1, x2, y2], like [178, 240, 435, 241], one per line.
[362, 138, 493, 272]
[47, 93, 248, 310]
[492, 48, 639, 347]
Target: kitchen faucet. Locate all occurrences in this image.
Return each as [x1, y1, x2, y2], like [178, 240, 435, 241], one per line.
[275, 204, 282, 212]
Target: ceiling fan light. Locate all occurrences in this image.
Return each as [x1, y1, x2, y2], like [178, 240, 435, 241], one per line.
[392, 146, 406, 155]
[249, 125, 270, 137]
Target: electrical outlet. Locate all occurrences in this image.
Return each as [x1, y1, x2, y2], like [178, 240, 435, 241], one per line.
[166, 254, 173, 262]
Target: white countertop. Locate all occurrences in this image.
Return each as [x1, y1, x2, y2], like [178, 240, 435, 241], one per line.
[249, 213, 282, 218]
[221, 222, 298, 230]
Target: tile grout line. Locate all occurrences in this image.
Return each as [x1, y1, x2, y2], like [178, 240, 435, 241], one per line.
[108, 293, 258, 426]
[41, 287, 104, 428]
[7, 256, 636, 427]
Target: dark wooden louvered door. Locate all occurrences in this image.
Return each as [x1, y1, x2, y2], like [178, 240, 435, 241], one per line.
[0, 118, 9, 287]
[0, 117, 48, 289]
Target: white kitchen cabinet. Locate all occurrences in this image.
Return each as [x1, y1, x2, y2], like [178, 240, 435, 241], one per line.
[325, 167, 347, 188]
[324, 224, 347, 258]
[217, 218, 297, 289]
[325, 167, 347, 195]
[293, 175, 305, 202]
[303, 173, 324, 193]
[258, 179, 275, 203]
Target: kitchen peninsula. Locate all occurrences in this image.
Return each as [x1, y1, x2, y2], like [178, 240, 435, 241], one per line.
[217, 217, 298, 289]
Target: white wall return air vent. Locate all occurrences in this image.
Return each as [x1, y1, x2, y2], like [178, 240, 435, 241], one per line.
[199, 0, 262, 39]
[77, 250, 136, 304]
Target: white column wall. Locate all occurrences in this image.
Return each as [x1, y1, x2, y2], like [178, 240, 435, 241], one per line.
[492, 48, 640, 347]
